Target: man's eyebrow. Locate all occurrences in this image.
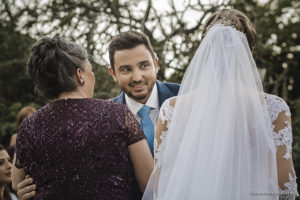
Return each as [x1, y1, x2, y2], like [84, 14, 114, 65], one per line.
[138, 60, 151, 65]
[118, 65, 131, 69]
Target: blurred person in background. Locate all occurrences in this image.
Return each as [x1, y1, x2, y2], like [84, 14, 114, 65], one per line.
[9, 106, 36, 147]
[0, 144, 17, 200]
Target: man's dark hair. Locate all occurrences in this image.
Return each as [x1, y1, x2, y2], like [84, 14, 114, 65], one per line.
[27, 36, 88, 99]
[108, 30, 155, 70]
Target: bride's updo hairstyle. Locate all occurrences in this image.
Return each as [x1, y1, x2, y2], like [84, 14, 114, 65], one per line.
[27, 36, 88, 99]
[201, 9, 257, 51]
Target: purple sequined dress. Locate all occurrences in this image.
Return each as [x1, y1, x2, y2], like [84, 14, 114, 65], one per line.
[16, 98, 145, 200]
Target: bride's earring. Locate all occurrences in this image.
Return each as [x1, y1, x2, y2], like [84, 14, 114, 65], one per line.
[80, 80, 85, 86]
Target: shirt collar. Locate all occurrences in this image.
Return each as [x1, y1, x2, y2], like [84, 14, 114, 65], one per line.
[125, 83, 159, 115]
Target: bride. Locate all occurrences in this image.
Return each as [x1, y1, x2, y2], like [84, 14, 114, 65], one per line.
[143, 9, 297, 200]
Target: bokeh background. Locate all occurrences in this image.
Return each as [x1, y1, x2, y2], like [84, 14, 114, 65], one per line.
[0, 0, 299, 194]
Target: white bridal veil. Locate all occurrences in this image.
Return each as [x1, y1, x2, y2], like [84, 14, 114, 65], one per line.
[143, 24, 278, 200]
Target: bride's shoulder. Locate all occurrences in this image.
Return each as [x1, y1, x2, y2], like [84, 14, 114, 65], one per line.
[162, 96, 177, 109]
[159, 97, 177, 123]
[264, 93, 285, 102]
[264, 93, 291, 121]
[162, 91, 197, 108]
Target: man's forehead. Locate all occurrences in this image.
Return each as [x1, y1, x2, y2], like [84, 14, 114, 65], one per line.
[114, 45, 153, 66]
[115, 45, 151, 57]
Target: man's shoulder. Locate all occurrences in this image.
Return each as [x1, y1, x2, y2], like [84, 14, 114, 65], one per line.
[156, 80, 180, 107]
[156, 80, 180, 94]
[111, 92, 125, 104]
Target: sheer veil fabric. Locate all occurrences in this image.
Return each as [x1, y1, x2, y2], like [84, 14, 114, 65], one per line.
[143, 24, 278, 199]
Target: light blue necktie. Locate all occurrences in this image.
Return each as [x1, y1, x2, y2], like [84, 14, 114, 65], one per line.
[138, 105, 154, 156]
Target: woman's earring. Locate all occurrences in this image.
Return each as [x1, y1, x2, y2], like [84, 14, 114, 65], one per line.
[81, 80, 85, 86]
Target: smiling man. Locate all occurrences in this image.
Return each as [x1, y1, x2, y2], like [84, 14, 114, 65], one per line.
[108, 30, 180, 155]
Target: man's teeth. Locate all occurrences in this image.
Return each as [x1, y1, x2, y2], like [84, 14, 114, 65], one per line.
[133, 85, 143, 88]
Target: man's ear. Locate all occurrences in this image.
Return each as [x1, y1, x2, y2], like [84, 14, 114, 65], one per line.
[154, 57, 159, 74]
[75, 68, 85, 85]
[108, 67, 118, 82]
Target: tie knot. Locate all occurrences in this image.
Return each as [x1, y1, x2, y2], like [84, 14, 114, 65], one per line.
[138, 105, 151, 117]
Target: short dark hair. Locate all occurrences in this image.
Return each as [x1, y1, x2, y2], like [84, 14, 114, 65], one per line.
[202, 9, 257, 50]
[108, 30, 155, 70]
[27, 36, 88, 99]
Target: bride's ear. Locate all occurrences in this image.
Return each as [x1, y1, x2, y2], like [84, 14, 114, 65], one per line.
[75, 68, 85, 86]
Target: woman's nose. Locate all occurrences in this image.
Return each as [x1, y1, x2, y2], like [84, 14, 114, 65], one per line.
[5, 160, 12, 169]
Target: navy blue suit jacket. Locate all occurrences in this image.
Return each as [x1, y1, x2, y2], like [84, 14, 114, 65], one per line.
[112, 80, 180, 108]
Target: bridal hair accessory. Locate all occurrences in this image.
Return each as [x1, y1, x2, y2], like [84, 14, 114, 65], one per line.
[207, 17, 246, 36]
[212, 17, 235, 28]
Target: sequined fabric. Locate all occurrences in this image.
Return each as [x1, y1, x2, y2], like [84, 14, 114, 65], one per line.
[16, 98, 145, 200]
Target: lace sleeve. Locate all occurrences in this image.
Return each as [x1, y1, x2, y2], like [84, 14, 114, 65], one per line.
[146, 98, 176, 200]
[267, 96, 298, 199]
[154, 98, 176, 167]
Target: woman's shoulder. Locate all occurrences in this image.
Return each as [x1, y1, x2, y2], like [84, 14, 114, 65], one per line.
[87, 99, 132, 121]
[19, 98, 130, 128]
[48, 98, 128, 114]
[162, 96, 177, 109]
[159, 97, 177, 124]
[264, 93, 291, 122]
[96, 99, 129, 113]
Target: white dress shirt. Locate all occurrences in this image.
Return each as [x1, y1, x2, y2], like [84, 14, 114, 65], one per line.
[125, 84, 159, 128]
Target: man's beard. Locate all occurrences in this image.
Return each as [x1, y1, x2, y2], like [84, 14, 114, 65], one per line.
[121, 80, 155, 102]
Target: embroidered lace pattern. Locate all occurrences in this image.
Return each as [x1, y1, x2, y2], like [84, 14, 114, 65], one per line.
[278, 171, 298, 200]
[265, 94, 292, 159]
[154, 98, 174, 167]
[204, 17, 247, 39]
[206, 17, 237, 32]
[155, 94, 297, 199]
[264, 94, 298, 199]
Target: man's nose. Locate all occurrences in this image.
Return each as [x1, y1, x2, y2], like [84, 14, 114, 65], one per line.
[132, 69, 142, 81]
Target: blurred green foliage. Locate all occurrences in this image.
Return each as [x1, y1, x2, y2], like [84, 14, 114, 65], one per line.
[0, 24, 45, 145]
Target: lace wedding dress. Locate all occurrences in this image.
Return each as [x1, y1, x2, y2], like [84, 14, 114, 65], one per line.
[143, 24, 297, 200]
[154, 94, 297, 200]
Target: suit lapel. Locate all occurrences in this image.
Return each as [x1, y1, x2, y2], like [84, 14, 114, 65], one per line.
[156, 80, 173, 108]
